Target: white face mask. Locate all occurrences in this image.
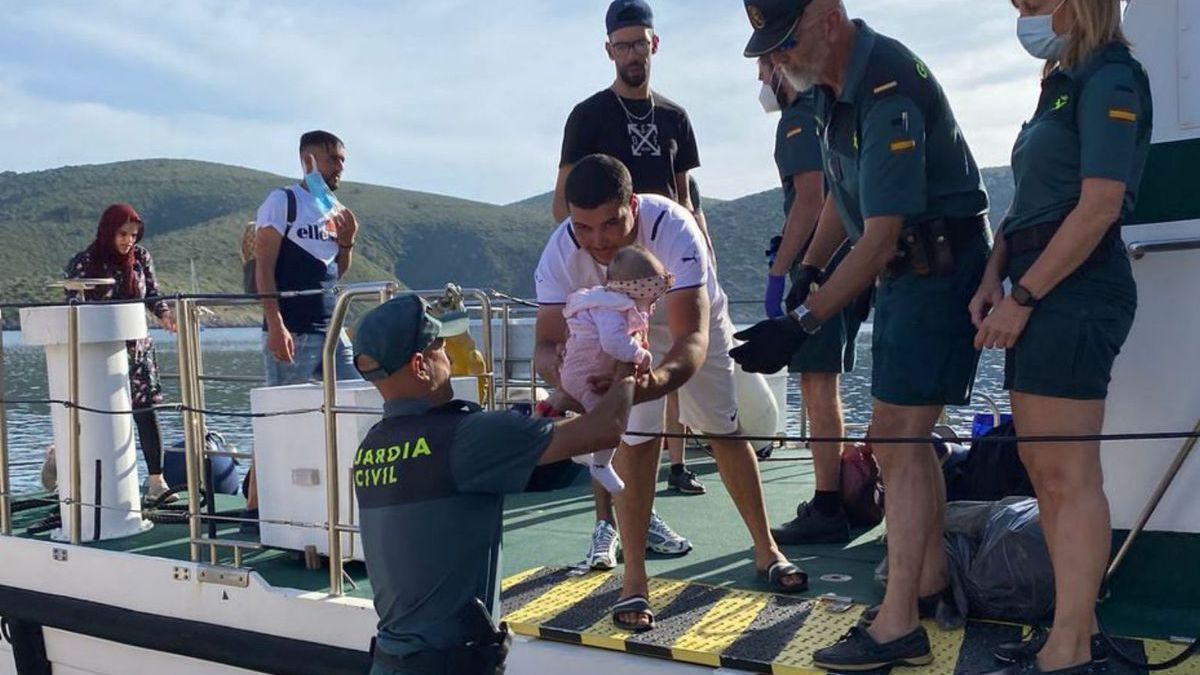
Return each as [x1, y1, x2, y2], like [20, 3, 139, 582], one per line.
[758, 82, 781, 113]
[1017, 0, 1068, 60]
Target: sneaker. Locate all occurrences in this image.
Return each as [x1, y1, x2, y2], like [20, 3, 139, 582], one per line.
[646, 511, 692, 555]
[771, 501, 850, 545]
[667, 466, 706, 495]
[812, 625, 933, 670]
[993, 629, 1109, 665]
[586, 520, 621, 570]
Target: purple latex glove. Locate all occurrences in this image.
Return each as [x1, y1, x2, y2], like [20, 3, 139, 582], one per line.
[764, 274, 786, 318]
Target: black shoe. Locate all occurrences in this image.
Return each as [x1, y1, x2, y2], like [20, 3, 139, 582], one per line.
[667, 466, 706, 495]
[812, 625, 933, 671]
[771, 501, 850, 545]
[982, 658, 1098, 674]
[238, 508, 260, 537]
[994, 629, 1109, 665]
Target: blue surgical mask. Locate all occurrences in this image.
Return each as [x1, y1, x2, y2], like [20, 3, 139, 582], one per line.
[1017, 1, 1068, 60]
[304, 170, 340, 216]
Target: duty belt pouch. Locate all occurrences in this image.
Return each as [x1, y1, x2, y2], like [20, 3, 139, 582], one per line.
[453, 598, 510, 675]
[925, 219, 957, 277]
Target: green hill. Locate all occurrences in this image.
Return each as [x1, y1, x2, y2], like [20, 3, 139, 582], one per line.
[0, 160, 552, 328]
[0, 160, 1013, 329]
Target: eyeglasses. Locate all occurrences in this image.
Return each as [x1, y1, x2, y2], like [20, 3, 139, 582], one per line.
[610, 39, 651, 57]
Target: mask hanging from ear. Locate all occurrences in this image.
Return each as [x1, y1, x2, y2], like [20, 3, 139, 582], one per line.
[1017, 0, 1068, 60]
[758, 83, 782, 113]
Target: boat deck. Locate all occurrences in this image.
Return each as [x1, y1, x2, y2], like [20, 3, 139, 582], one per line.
[8, 448, 1200, 673]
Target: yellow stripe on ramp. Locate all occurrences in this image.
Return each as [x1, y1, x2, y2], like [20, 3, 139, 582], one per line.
[1143, 639, 1200, 675]
[773, 599, 865, 674]
[503, 570, 615, 628]
[500, 567, 544, 592]
[671, 589, 770, 667]
[578, 577, 693, 652]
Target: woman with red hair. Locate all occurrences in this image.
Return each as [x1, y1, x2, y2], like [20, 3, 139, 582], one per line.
[64, 203, 177, 502]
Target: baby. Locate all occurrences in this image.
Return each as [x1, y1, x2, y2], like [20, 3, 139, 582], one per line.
[559, 245, 673, 493]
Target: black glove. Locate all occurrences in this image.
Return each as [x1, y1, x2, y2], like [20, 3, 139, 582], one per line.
[731, 316, 807, 374]
[785, 264, 824, 312]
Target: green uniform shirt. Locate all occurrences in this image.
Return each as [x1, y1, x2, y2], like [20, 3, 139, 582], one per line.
[354, 398, 553, 659]
[775, 91, 824, 216]
[814, 20, 988, 241]
[1001, 42, 1153, 235]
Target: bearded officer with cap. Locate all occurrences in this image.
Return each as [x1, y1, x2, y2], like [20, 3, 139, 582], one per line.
[737, 0, 991, 669]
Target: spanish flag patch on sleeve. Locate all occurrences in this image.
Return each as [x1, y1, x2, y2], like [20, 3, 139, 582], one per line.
[890, 139, 916, 153]
[1108, 108, 1137, 123]
[786, 127, 804, 139]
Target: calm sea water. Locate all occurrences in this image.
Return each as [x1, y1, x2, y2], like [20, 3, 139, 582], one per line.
[0, 326, 1008, 495]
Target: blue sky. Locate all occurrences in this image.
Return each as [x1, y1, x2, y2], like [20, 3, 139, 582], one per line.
[1, 0, 1042, 204]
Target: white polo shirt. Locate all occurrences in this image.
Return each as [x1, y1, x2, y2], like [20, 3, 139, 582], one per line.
[534, 194, 729, 322]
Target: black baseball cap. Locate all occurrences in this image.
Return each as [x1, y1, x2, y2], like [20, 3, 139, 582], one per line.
[606, 0, 654, 34]
[743, 0, 813, 57]
[352, 294, 467, 382]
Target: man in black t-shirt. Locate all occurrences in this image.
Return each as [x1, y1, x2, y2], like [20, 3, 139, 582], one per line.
[552, 0, 702, 234]
[546, 0, 708, 578]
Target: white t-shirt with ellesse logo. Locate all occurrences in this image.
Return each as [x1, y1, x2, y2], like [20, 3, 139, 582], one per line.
[534, 194, 730, 325]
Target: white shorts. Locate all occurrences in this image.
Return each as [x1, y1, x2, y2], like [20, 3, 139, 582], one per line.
[621, 312, 740, 446]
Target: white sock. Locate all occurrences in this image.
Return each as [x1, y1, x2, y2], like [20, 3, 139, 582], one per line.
[588, 448, 623, 493]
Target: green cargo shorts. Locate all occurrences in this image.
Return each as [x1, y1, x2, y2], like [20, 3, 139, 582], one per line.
[1003, 237, 1137, 400]
[788, 242, 867, 374]
[871, 232, 989, 407]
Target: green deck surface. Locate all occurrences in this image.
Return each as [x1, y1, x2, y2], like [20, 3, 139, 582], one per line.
[8, 448, 1200, 643]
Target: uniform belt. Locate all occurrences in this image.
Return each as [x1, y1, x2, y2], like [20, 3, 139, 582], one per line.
[371, 630, 510, 675]
[885, 215, 987, 279]
[1006, 221, 1121, 263]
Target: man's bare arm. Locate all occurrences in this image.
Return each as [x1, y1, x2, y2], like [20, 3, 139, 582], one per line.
[771, 171, 825, 276]
[639, 287, 709, 403]
[534, 305, 568, 388]
[255, 228, 285, 327]
[551, 165, 573, 224]
[800, 194, 849, 272]
[805, 215, 901, 322]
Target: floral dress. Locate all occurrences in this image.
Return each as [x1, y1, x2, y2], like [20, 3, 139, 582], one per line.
[64, 245, 169, 408]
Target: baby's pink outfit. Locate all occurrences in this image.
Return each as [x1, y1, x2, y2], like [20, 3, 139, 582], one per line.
[559, 286, 652, 494]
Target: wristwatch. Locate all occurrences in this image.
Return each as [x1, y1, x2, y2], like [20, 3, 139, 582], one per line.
[789, 306, 822, 335]
[1011, 282, 1040, 308]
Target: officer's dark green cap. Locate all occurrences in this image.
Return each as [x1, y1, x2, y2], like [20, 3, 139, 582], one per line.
[352, 293, 468, 382]
[743, 0, 813, 58]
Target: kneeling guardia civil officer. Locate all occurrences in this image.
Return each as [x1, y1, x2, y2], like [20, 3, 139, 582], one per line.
[738, 0, 991, 669]
[351, 293, 637, 674]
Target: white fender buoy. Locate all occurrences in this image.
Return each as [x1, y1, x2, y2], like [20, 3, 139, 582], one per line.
[733, 365, 780, 444]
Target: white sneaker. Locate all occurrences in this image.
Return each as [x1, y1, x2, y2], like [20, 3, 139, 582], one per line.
[647, 511, 692, 555]
[586, 520, 621, 570]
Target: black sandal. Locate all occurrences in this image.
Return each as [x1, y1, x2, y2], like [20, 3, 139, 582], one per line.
[757, 560, 809, 594]
[611, 595, 655, 632]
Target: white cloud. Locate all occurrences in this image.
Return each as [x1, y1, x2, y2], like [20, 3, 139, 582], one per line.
[0, 0, 1038, 203]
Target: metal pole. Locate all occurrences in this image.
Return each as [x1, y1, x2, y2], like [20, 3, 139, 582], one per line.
[500, 303, 510, 407]
[470, 291, 495, 411]
[1106, 417, 1200, 583]
[0, 310, 11, 535]
[67, 303, 82, 544]
[322, 282, 397, 596]
[176, 299, 202, 561]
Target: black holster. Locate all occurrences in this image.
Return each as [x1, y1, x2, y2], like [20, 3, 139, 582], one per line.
[371, 600, 511, 675]
[885, 216, 986, 279]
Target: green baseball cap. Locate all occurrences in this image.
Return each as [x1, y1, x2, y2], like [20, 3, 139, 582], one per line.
[352, 293, 468, 381]
[743, 0, 813, 58]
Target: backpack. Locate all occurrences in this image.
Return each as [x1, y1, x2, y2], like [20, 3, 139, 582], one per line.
[945, 420, 1035, 502]
[242, 188, 297, 294]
